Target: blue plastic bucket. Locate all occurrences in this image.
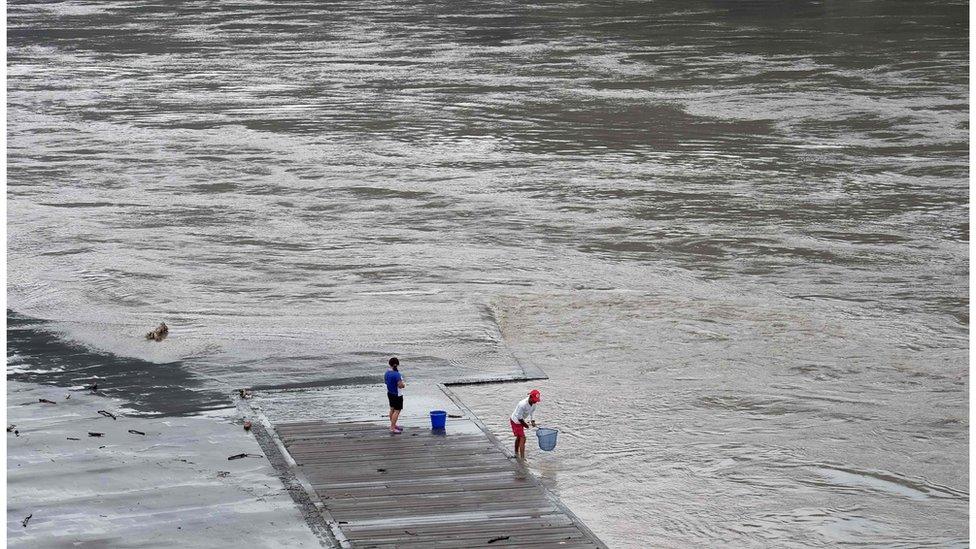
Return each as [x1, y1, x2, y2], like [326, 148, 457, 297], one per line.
[536, 427, 558, 451]
[430, 410, 447, 430]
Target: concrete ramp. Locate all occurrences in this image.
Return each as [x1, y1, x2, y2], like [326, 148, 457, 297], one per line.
[275, 418, 605, 548]
[240, 383, 605, 548]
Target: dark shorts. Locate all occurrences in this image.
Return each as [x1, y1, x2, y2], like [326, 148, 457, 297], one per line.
[387, 393, 403, 411]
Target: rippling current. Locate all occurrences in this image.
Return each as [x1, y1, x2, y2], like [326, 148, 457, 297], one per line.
[6, 1, 968, 547]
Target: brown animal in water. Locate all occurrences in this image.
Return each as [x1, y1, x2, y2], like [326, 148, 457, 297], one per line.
[146, 322, 169, 342]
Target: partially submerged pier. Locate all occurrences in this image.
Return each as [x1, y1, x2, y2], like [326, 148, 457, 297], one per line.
[239, 384, 606, 548]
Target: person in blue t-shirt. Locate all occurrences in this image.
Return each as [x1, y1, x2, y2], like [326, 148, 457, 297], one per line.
[384, 357, 406, 433]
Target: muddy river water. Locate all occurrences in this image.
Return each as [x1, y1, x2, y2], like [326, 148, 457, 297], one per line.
[7, 1, 968, 547]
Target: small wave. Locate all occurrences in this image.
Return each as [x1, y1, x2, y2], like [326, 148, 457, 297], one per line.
[804, 464, 967, 501]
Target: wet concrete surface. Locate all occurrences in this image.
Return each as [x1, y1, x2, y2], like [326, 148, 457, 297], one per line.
[6, 381, 323, 548]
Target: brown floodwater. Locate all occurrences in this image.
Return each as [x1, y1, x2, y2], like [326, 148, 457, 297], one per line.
[7, 1, 968, 546]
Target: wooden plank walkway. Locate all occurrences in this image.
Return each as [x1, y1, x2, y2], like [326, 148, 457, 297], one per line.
[275, 420, 605, 549]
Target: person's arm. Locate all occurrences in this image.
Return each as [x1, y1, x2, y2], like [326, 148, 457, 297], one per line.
[517, 402, 530, 428]
[397, 373, 405, 389]
[529, 406, 536, 427]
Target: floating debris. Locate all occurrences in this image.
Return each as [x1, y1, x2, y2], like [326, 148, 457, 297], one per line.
[217, 471, 230, 478]
[66, 437, 80, 441]
[405, 530, 417, 536]
[238, 388, 253, 399]
[39, 398, 57, 405]
[7, 424, 15, 432]
[22, 514, 32, 528]
[376, 468, 387, 473]
[88, 432, 104, 438]
[15, 430, 20, 437]
[128, 429, 146, 436]
[97, 410, 117, 420]
[227, 453, 263, 460]
[243, 420, 252, 431]
[65, 394, 71, 400]
[145, 322, 169, 342]
[487, 536, 510, 544]
[448, 414, 463, 419]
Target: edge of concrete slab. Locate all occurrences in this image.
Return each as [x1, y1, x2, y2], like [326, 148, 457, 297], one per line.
[442, 372, 548, 386]
[234, 394, 347, 549]
[444, 357, 549, 386]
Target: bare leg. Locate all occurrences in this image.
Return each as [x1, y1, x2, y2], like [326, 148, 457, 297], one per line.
[517, 436, 526, 460]
[391, 409, 401, 430]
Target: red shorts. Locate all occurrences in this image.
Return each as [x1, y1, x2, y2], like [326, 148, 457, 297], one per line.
[510, 419, 525, 438]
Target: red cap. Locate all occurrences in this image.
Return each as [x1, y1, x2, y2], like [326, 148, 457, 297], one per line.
[529, 389, 541, 402]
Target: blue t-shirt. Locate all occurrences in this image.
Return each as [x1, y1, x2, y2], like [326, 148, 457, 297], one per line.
[384, 370, 402, 396]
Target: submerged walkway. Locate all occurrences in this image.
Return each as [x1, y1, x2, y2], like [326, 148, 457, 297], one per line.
[276, 420, 602, 548]
[242, 384, 605, 548]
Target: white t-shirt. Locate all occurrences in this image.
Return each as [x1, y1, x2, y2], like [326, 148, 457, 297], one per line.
[510, 397, 536, 424]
